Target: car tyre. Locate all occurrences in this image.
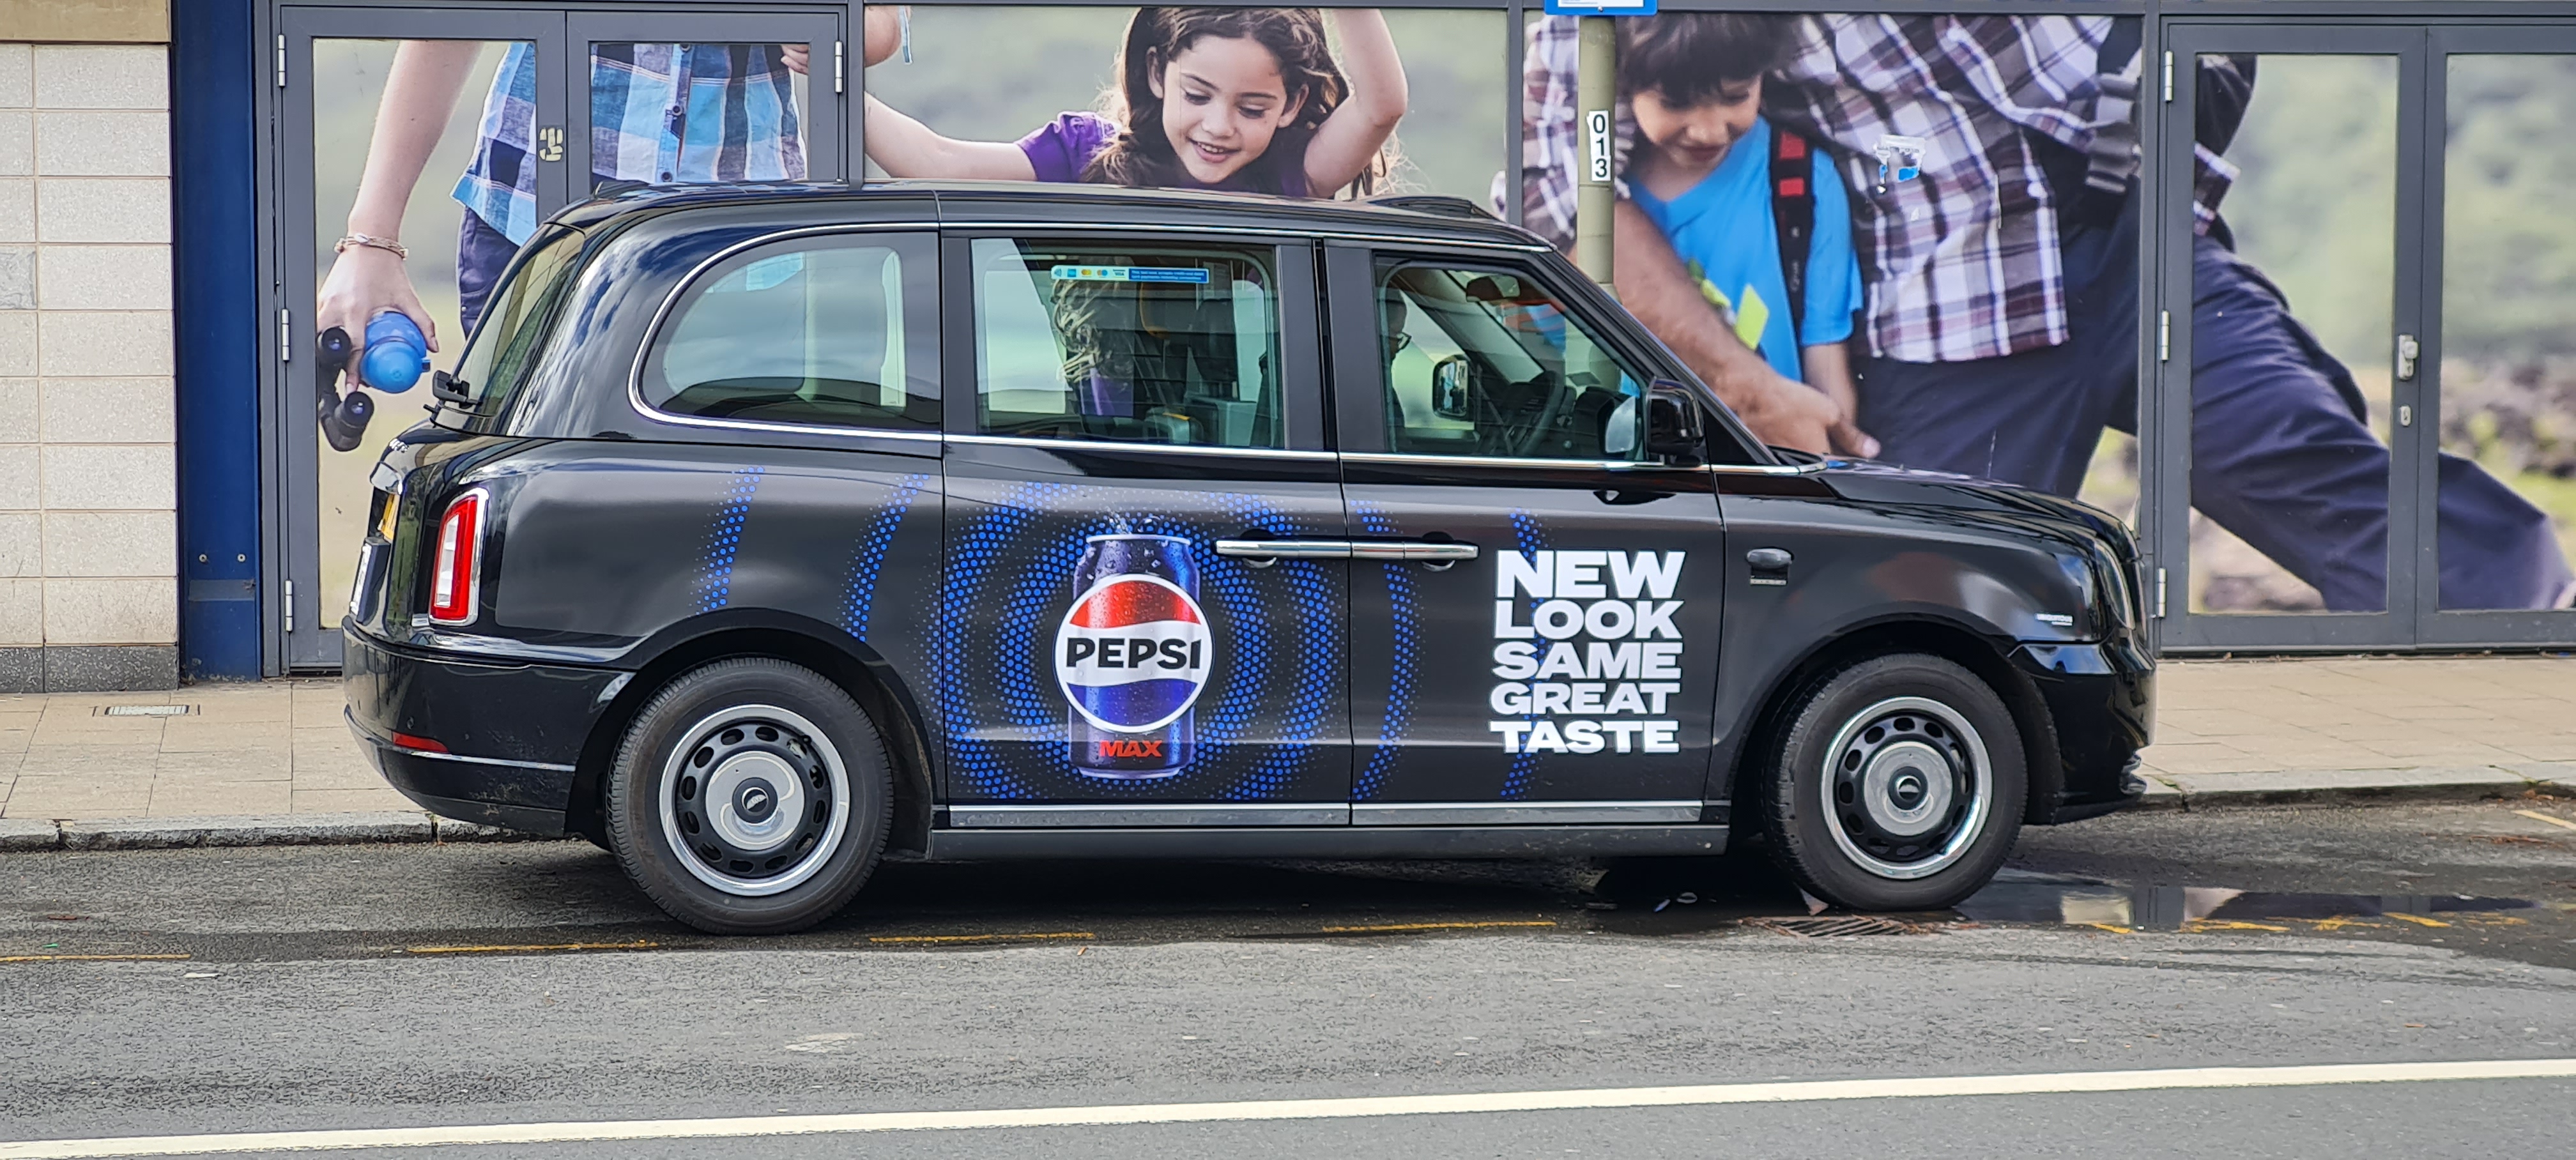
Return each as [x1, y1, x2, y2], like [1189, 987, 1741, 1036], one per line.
[605, 659, 891, 935]
[1758, 653, 2025, 912]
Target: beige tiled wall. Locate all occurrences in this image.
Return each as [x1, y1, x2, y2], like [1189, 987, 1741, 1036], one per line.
[0, 42, 176, 658]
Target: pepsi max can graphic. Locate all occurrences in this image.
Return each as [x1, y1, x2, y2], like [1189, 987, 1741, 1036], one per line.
[1055, 534, 1211, 778]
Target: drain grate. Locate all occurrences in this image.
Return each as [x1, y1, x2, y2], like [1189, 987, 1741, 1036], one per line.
[1744, 915, 1923, 938]
[98, 705, 194, 717]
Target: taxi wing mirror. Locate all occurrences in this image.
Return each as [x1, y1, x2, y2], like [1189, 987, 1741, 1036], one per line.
[1430, 355, 1474, 420]
[1643, 379, 1705, 462]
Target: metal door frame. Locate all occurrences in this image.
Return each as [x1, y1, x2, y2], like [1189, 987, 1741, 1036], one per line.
[2154, 22, 2431, 652]
[274, 6, 571, 671]
[2416, 23, 2576, 647]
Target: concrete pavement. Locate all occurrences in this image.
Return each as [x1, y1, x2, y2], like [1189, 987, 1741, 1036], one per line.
[0, 657, 2569, 847]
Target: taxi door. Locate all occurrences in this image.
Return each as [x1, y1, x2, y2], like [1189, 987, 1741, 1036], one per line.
[1326, 245, 1726, 825]
[935, 232, 1353, 827]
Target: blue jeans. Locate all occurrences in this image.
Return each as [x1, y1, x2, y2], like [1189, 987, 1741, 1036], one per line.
[1853, 197, 2570, 613]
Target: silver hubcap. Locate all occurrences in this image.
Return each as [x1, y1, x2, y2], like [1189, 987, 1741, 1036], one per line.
[1820, 696, 1991, 881]
[657, 704, 850, 897]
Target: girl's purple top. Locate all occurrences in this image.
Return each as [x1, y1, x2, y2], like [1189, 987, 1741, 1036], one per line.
[1015, 111, 1309, 198]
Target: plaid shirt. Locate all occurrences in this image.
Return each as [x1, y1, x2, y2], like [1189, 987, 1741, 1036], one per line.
[1515, 15, 2238, 363]
[454, 42, 806, 247]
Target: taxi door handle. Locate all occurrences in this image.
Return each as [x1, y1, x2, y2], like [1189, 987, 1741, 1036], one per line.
[1216, 538, 1353, 560]
[1349, 541, 1479, 562]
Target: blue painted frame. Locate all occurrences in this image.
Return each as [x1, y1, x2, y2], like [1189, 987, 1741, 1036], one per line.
[172, 0, 266, 680]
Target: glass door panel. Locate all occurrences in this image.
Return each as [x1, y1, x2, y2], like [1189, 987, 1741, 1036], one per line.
[2434, 47, 2576, 616]
[2161, 26, 2426, 650]
[2187, 52, 2398, 616]
[282, 7, 567, 669]
[569, 14, 843, 195]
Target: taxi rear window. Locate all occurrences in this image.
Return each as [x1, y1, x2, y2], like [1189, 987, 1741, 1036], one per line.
[971, 238, 1284, 450]
[442, 225, 585, 420]
[640, 234, 940, 432]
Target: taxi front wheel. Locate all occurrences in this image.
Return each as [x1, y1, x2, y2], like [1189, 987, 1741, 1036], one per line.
[1758, 653, 2026, 913]
[604, 659, 893, 935]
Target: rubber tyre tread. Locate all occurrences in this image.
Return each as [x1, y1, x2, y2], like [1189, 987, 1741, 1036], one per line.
[1758, 652, 2026, 912]
[606, 658, 892, 935]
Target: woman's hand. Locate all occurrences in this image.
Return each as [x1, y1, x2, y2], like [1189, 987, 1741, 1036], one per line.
[317, 244, 436, 355]
[779, 43, 809, 74]
[1303, 8, 1408, 197]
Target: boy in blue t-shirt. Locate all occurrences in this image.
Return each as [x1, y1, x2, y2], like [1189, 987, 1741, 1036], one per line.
[1616, 14, 1862, 411]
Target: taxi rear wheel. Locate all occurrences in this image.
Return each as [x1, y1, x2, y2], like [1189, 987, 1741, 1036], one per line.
[604, 659, 891, 935]
[1758, 653, 2026, 913]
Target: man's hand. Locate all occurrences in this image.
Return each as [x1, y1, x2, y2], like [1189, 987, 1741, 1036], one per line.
[1610, 200, 1877, 455]
[779, 43, 809, 75]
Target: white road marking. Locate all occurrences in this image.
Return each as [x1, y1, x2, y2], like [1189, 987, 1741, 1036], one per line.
[6, 1058, 2575, 1157]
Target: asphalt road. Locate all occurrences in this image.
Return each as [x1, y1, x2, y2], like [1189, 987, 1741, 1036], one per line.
[4, 798, 2573, 1157]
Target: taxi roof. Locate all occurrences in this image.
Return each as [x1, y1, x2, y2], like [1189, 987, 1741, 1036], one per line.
[549, 179, 1550, 250]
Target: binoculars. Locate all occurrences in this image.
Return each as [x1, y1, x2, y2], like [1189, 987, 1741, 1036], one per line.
[316, 310, 429, 453]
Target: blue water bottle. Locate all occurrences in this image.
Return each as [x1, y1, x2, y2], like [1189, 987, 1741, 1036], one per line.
[359, 310, 430, 393]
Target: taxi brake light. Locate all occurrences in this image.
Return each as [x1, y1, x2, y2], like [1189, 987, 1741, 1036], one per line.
[428, 489, 487, 625]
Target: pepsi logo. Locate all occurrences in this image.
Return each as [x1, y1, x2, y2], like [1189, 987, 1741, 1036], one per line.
[1055, 574, 1215, 734]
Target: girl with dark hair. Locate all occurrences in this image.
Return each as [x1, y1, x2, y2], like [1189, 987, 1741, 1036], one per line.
[863, 6, 1406, 199]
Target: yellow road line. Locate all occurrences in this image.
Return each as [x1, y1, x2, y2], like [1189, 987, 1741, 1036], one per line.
[2078, 924, 2134, 935]
[404, 940, 659, 955]
[2383, 913, 2451, 928]
[1317, 920, 1560, 934]
[867, 932, 1095, 945]
[0, 953, 191, 964]
[2182, 919, 2289, 933]
[2512, 808, 2576, 832]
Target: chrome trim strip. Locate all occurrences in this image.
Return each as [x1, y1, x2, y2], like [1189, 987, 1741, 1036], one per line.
[1350, 800, 1705, 827]
[946, 433, 1336, 461]
[933, 219, 1549, 252]
[949, 803, 1349, 828]
[1706, 461, 1831, 477]
[1340, 450, 1671, 471]
[1216, 539, 1354, 560]
[344, 708, 579, 773]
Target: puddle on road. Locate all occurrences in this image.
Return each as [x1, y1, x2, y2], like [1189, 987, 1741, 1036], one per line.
[1588, 859, 2545, 936]
[1955, 873, 2541, 931]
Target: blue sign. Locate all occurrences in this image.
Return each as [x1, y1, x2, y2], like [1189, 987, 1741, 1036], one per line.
[1542, 0, 1657, 14]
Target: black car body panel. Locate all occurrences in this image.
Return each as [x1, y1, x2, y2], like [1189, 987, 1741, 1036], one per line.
[346, 181, 2152, 853]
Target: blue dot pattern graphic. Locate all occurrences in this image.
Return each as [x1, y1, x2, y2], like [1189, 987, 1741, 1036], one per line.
[841, 473, 931, 641]
[1353, 500, 1415, 802]
[940, 483, 1342, 802]
[692, 466, 764, 613]
[1503, 508, 1549, 799]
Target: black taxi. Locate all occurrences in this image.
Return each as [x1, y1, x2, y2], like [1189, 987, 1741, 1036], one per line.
[343, 181, 2153, 935]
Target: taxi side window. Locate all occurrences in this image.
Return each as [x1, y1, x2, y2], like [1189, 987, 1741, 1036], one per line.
[642, 234, 939, 431]
[1376, 260, 1647, 462]
[972, 238, 1283, 449]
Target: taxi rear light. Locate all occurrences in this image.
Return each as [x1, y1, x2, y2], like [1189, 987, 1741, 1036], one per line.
[427, 488, 487, 625]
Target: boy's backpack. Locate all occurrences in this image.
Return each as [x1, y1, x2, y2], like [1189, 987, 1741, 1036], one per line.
[1768, 127, 1817, 342]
